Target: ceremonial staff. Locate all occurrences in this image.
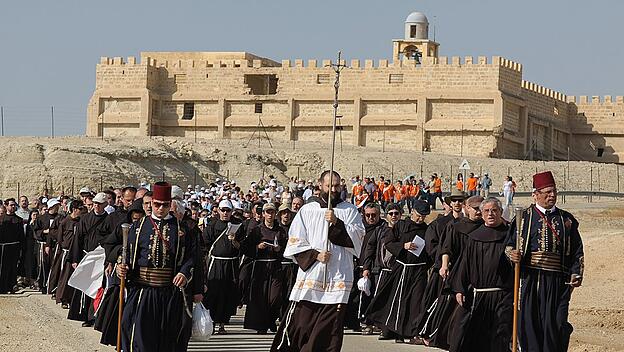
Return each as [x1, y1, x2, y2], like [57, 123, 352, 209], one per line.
[323, 51, 347, 289]
[512, 207, 524, 351]
[117, 223, 131, 352]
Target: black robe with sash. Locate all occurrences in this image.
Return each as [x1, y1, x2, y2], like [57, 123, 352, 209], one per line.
[365, 219, 430, 338]
[450, 223, 513, 352]
[417, 213, 461, 347]
[441, 218, 483, 350]
[0, 213, 23, 293]
[241, 220, 288, 331]
[202, 217, 245, 324]
[55, 215, 80, 304]
[344, 219, 385, 330]
[67, 210, 108, 322]
[32, 212, 60, 293]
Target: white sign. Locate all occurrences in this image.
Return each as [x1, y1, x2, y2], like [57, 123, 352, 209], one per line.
[459, 159, 471, 170]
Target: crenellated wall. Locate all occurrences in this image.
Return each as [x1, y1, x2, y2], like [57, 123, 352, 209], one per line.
[86, 51, 623, 162]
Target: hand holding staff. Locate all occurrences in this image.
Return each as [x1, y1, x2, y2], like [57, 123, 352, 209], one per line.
[322, 51, 347, 289]
[117, 223, 131, 352]
[511, 207, 524, 352]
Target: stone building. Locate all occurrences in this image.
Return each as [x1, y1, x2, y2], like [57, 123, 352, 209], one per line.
[86, 12, 624, 163]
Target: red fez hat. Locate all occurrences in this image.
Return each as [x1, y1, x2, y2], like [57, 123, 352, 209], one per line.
[533, 171, 556, 190]
[152, 182, 172, 202]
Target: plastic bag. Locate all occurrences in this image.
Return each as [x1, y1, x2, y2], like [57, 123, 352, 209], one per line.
[357, 277, 371, 296]
[192, 302, 213, 341]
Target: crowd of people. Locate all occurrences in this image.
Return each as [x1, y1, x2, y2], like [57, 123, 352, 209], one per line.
[0, 169, 583, 352]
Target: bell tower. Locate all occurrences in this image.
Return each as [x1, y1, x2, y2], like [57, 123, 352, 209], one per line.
[392, 12, 439, 63]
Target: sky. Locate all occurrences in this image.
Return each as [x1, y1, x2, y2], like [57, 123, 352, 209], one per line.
[0, 0, 622, 136]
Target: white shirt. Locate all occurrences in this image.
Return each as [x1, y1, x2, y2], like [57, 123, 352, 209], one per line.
[285, 200, 365, 304]
[302, 188, 313, 201]
[534, 203, 557, 215]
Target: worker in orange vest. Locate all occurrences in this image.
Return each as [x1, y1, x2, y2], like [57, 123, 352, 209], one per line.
[467, 172, 478, 196]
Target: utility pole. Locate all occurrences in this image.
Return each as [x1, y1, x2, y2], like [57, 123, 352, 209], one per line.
[1, 106, 4, 136]
[382, 120, 386, 153]
[567, 146, 570, 185]
[51, 106, 55, 138]
[460, 123, 464, 157]
[194, 110, 197, 143]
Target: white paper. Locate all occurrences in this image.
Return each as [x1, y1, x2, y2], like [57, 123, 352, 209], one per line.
[68, 246, 106, 298]
[408, 235, 426, 257]
[262, 241, 278, 247]
[226, 223, 241, 237]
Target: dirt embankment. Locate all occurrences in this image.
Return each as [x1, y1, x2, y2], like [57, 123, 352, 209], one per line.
[0, 136, 620, 199]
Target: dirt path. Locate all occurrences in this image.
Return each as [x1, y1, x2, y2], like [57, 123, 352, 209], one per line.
[0, 201, 623, 351]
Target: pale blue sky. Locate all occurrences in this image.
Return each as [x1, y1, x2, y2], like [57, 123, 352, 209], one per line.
[1, 0, 622, 136]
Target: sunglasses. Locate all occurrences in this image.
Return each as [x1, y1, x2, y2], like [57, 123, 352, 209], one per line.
[219, 208, 232, 212]
[364, 213, 379, 218]
[153, 202, 171, 208]
[388, 211, 400, 216]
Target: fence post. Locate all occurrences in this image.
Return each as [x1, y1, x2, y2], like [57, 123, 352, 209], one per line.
[100, 176, 103, 191]
[589, 167, 593, 203]
[618, 164, 621, 194]
[71, 177, 75, 197]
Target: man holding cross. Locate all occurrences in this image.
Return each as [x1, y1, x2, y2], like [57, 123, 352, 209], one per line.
[271, 170, 365, 352]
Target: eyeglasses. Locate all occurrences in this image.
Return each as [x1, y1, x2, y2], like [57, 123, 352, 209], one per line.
[364, 213, 379, 218]
[470, 206, 481, 212]
[537, 188, 557, 195]
[219, 208, 232, 212]
[153, 202, 171, 208]
[388, 211, 400, 216]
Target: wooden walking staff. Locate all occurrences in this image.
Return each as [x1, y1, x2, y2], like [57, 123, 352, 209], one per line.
[512, 207, 524, 352]
[117, 223, 131, 352]
[322, 51, 347, 290]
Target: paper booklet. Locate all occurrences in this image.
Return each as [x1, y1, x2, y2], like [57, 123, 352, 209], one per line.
[226, 223, 241, 237]
[408, 235, 426, 257]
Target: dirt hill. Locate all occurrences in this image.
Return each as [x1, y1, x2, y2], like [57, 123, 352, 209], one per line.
[0, 136, 621, 198]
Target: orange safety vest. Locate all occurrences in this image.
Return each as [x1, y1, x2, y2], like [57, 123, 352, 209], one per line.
[433, 178, 442, 193]
[409, 185, 420, 197]
[467, 177, 478, 191]
[355, 194, 368, 207]
[383, 184, 395, 201]
[352, 184, 363, 196]
[395, 185, 404, 201]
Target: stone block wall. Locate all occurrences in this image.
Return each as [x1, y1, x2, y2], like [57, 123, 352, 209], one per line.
[86, 52, 622, 163]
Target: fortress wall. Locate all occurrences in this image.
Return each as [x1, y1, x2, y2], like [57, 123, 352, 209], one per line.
[427, 131, 495, 157]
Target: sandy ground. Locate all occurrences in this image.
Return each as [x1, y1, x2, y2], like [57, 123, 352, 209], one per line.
[1, 199, 623, 351]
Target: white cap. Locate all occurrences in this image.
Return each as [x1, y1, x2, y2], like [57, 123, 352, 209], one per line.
[47, 198, 60, 208]
[187, 184, 192, 189]
[218, 199, 233, 210]
[171, 185, 184, 200]
[93, 192, 107, 204]
[79, 187, 92, 195]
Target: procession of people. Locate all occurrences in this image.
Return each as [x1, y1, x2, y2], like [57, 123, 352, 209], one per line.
[0, 169, 584, 351]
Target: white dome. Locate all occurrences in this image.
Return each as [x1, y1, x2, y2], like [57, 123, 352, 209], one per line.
[405, 12, 428, 24]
